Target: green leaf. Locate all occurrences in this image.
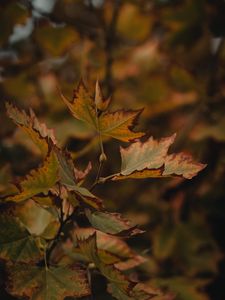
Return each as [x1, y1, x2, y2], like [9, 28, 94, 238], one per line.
[85, 209, 143, 236]
[6, 150, 59, 203]
[113, 134, 206, 180]
[6, 264, 90, 299]
[0, 214, 41, 263]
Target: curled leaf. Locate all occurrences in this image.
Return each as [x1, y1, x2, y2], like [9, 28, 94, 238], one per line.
[6, 102, 57, 157]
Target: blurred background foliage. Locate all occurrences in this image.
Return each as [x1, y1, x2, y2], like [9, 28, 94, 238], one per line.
[0, 0, 225, 299]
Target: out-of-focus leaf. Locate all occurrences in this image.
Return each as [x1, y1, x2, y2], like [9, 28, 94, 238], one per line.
[0, 2, 28, 46]
[0, 165, 16, 197]
[0, 214, 41, 263]
[152, 277, 209, 300]
[152, 224, 177, 261]
[16, 199, 59, 240]
[113, 134, 206, 180]
[190, 118, 225, 141]
[6, 103, 57, 157]
[6, 150, 59, 203]
[151, 221, 222, 276]
[85, 209, 143, 236]
[49, 118, 95, 146]
[35, 25, 79, 57]
[6, 264, 90, 299]
[117, 3, 152, 42]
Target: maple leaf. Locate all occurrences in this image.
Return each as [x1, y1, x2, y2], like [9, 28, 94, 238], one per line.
[77, 233, 166, 300]
[6, 102, 57, 157]
[74, 161, 92, 182]
[6, 264, 90, 299]
[61, 80, 144, 142]
[0, 214, 42, 263]
[113, 134, 206, 180]
[54, 148, 103, 209]
[95, 80, 111, 111]
[98, 109, 144, 142]
[6, 150, 59, 203]
[73, 227, 145, 266]
[85, 209, 143, 236]
[61, 80, 97, 128]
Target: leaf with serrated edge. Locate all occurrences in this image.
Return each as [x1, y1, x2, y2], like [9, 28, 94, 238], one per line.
[61, 80, 97, 129]
[62, 81, 144, 142]
[74, 227, 141, 265]
[0, 214, 41, 263]
[95, 80, 111, 111]
[78, 233, 163, 300]
[163, 153, 206, 179]
[74, 161, 92, 182]
[6, 102, 57, 157]
[85, 209, 143, 236]
[6, 150, 59, 203]
[54, 148, 103, 209]
[7, 264, 90, 300]
[99, 109, 144, 142]
[113, 134, 206, 180]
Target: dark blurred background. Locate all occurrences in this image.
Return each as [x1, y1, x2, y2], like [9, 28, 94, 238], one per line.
[1, 1, 225, 299]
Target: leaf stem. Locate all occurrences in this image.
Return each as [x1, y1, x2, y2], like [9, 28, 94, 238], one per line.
[46, 208, 75, 263]
[90, 172, 119, 190]
[44, 247, 49, 270]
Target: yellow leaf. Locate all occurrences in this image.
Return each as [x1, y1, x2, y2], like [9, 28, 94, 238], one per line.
[95, 80, 111, 111]
[62, 81, 144, 142]
[61, 80, 97, 129]
[6, 151, 59, 203]
[99, 109, 144, 142]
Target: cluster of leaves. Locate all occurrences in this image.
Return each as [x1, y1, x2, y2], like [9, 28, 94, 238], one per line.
[1, 1, 225, 299]
[0, 81, 206, 300]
